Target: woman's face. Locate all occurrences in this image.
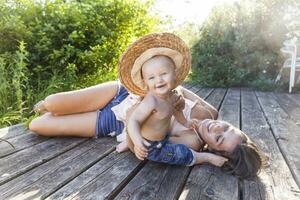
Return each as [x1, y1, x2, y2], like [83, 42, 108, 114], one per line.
[197, 119, 243, 153]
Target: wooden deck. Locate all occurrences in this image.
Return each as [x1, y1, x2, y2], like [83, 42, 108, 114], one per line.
[1, 85, 300, 200]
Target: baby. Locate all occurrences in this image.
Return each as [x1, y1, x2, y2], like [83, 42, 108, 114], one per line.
[118, 33, 227, 167]
[124, 58, 227, 166]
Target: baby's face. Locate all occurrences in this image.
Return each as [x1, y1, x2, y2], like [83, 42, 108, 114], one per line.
[142, 56, 176, 98]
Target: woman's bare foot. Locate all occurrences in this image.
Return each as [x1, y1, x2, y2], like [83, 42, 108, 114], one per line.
[116, 141, 129, 153]
[33, 100, 48, 113]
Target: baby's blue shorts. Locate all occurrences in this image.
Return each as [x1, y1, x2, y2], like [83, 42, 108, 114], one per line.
[95, 84, 129, 138]
[147, 135, 195, 166]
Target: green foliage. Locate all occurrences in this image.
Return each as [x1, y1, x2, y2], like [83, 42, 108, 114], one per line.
[0, 42, 31, 126]
[191, 0, 299, 88]
[0, 0, 160, 128]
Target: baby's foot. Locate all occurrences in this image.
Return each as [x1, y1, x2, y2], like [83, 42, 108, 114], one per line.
[33, 100, 48, 113]
[116, 141, 129, 153]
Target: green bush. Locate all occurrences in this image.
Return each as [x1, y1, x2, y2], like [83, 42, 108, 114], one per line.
[0, 0, 160, 128]
[191, 0, 299, 88]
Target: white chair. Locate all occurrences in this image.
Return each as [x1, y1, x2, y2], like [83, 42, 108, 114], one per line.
[276, 38, 300, 93]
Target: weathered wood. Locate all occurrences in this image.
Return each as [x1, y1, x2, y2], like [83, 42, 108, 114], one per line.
[205, 88, 227, 110]
[188, 85, 202, 94]
[0, 132, 49, 158]
[66, 152, 141, 199]
[64, 152, 143, 200]
[0, 123, 28, 139]
[0, 137, 86, 185]
[196, 88, 214, 100]
[178, 88, 239, 200]
[1, 138, 117, 199]
[274, 92, 300, 126]
[0, 139, 96, 196]
[179, 165, 239, 200]
[218, 88, 240, 128]
[182, 82, 194, 89]
[256, 91, 300, 188]
[115, 161, 190, 200]
[241, 88, 300, 200]
[291, 93, 300, 106]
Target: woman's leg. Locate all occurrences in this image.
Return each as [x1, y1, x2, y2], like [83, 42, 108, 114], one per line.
[39, 81, 119, 115]
[29, 112, 97, 137]
[169, 130, 202, 151]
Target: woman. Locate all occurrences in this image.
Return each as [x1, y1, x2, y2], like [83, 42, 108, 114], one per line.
[29, 81, 262, 179]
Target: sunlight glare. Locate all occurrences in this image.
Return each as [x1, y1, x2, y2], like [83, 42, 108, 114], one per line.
[155, 0, 238, 25]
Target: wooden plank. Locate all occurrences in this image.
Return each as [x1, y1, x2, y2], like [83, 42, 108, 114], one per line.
[188, 85, 202, 94]
[115, 162, 190, 200]
[0, 137, 86, 185]
[256, 91, 300, 188]
[61, 152, 143, 200]
[182, 82, 194, 89]
[0, 139, 95, 196]
[179, 165, 239, 200]
[218, 88, 240, 128]
[291, 93, 300, 106]
[0, 132, 49, 158]
[0, 123, 28, 139]
[196, 88, 214, 99]
[178, 88, 239, 200]
[1, 138, 117, 199]
[274, 92, 300, 126]
[205, 88, 227, 110]
[67, 152, 141, 200]
[241, 88, 300, 200]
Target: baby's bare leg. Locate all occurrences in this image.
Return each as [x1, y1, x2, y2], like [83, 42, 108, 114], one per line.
[169, 130, 202, 151]
[39, 81, 119, 115]
[29, 112, 97, 137]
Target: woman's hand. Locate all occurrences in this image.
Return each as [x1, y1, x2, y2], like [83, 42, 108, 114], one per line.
[133, 138, 150, 160]
[206, 153, 228, 167]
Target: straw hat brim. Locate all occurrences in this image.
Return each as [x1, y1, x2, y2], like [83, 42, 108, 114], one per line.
[118, 32, 191, 96]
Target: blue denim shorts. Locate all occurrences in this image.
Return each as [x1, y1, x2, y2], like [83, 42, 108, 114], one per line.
[147, 135, 195, 166]
[95, 83, 129, 138]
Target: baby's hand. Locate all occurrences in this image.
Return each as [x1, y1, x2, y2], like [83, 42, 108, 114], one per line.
[133, 138, 150, 160]
[206, 153, 228, 167]
[171, 90, 185, 111]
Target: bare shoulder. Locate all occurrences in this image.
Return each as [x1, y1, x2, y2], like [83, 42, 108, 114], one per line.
[142, 92, 158, 107]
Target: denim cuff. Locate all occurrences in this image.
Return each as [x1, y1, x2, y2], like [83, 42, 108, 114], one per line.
[186, 149, 196, 166]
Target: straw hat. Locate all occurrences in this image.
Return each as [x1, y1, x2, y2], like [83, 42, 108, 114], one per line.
[118, 32, 191, 96]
